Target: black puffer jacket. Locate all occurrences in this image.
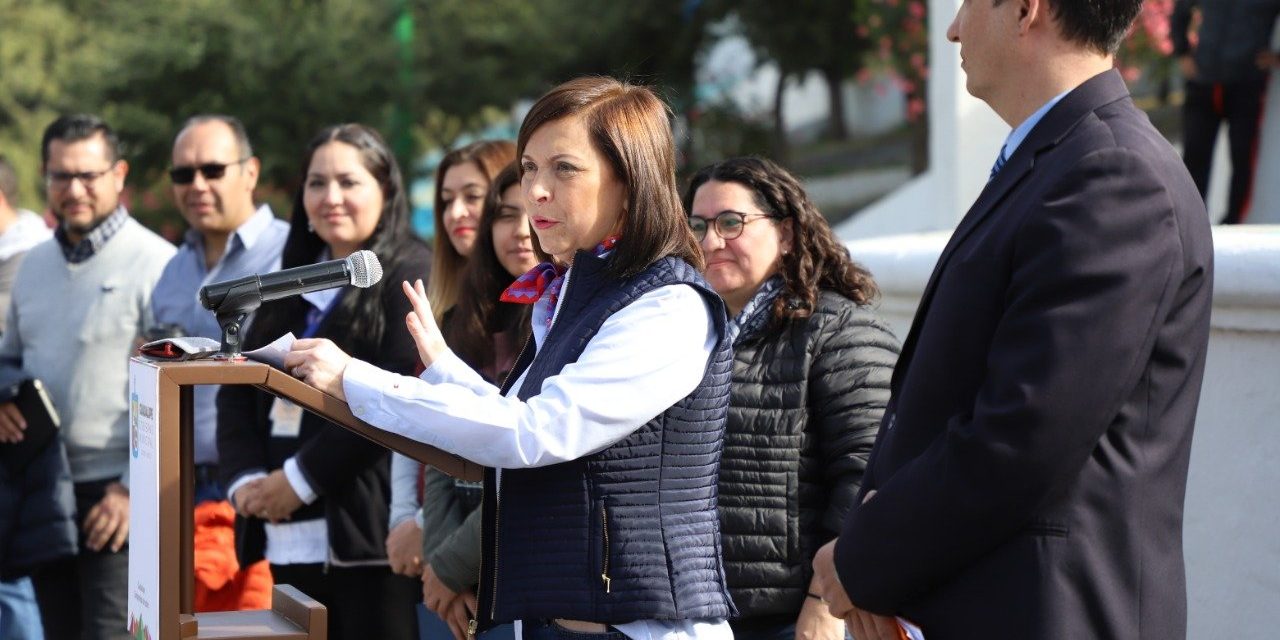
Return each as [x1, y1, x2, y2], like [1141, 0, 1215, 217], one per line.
[718, 290, 899, 620]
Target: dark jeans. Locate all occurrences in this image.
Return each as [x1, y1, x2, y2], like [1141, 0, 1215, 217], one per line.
[193, 464, 225, 505]
[731, 615, 797, 640]
[30, 478, 130, 640]
[416, 603, 515, 640]
[271, 562, 419, 640]
[1182, 78, 1269, 224]
[521, 619, 628, 640]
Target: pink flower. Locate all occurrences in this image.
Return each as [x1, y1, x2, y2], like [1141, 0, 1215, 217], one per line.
[907, 98, 925, 122]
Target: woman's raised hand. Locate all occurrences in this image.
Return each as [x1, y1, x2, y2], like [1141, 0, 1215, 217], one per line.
[403, 279, 448, 368]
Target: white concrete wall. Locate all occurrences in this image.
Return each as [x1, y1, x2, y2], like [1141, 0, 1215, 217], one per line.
[846, 225, 1280, 639]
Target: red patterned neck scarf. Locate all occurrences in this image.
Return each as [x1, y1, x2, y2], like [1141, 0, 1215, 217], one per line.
[499, 235, 620, 316]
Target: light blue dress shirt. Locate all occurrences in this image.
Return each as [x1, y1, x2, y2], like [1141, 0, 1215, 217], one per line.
[1002, 89, 1071, 162]
[150, 205, 290, 465]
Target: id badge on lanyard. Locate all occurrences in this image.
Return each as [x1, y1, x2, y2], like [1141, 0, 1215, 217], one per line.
[270, 292, 341, 438]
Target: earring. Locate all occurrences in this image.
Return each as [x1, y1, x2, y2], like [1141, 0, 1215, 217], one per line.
[307, 220, 315, 233]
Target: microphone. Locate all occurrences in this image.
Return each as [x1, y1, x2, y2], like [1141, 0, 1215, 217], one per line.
[200, 250, 383, 313]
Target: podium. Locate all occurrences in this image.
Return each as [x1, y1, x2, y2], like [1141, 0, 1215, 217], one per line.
[126, 358, 482, 640]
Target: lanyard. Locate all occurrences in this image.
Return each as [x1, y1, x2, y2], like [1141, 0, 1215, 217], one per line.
[300, 291, 343, 339]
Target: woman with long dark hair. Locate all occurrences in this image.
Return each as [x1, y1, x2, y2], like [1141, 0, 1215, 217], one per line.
[287, 76, 737, 640]
[683, 156, 899, 640]
[216, 123, 430, 640]
[418, 163, 535, 640]
[385, 141, 515, 590]
[426, 140, 517, 318]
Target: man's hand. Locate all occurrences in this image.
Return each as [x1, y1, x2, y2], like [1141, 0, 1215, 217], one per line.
[443, 591, 477, 640]
[813, 542, 904, 640]
[248, 469, 304, 523]
[811, 539, 856, 619]
[0, 401, 25, 443]
[285, 338, 352, 400]
[421, 562, 460, 615]
[795, 580, 846, 640]
[1179, 54, 1198, 80]
[386, 519, 424, 577]
[846, 606, 909, 640]
[83, 482, 129, 552]
[812, 489, 910, 639]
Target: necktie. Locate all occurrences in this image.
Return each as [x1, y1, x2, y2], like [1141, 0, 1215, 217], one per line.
[989, 143, 1008, 181]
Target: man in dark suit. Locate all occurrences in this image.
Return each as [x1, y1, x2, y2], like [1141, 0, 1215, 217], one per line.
[810, 1, 1215, 639]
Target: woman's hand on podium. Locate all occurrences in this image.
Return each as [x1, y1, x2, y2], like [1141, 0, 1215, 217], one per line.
[402, 279, 447, 368]
[286, 338, 353, 401]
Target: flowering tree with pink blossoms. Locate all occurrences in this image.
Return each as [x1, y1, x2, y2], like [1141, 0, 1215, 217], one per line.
[1118, 0, 1180, 100]
[855, 0, 930, 172]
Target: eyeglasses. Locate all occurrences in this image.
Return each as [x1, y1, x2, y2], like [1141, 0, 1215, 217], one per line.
[168, 158, 250, 185]
[45, 163, 118, 191]
[687, 211, 780, 241]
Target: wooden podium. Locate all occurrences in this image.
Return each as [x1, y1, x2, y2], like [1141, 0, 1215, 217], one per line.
[130, 358, 482, 639]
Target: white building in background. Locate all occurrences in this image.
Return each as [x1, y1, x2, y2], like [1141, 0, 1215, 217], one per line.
[836, 1, 1280, 638]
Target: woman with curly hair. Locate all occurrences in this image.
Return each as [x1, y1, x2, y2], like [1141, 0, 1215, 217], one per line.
[684, 156, 900, 640]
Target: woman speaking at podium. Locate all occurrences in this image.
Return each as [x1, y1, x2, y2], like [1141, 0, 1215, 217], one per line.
[217, 123, 430, 640]
[287, 77, 738, 640]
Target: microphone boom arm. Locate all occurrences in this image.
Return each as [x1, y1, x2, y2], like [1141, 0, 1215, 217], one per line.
[212, 277, 264, 357]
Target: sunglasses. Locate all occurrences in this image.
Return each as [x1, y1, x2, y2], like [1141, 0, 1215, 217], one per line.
[168, 158, 250, 185]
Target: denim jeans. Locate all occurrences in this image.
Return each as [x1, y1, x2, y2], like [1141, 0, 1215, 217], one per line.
[416, 603, 516, 640]
[0, 577, 43, 640]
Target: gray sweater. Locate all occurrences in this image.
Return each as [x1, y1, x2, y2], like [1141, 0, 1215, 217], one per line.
[0, 216, 174, 484]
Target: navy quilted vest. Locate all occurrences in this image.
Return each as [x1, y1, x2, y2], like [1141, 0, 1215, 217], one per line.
[475, 252, 737, 626]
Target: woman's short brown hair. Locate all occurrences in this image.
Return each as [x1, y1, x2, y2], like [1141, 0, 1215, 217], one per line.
[517, 76, 702, 277]
[683, 156, 879, 327]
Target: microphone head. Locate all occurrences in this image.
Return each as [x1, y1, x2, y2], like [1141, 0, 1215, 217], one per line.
[346, 250, 383, 288]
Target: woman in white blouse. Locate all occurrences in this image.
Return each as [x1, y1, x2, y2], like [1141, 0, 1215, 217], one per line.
[286, 77, 737, 640]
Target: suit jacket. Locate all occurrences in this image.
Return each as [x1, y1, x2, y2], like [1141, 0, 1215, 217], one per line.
[833, 70, 1214, 640]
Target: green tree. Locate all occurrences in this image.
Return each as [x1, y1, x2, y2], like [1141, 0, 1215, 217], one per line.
[731, 0, 869, 157]
[64, 1, 403, 188]
[0, 0, 89, 210]
[410, 0, 714, 162]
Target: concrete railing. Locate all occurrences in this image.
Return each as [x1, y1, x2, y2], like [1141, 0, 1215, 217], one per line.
[846, 225, 1280, 639]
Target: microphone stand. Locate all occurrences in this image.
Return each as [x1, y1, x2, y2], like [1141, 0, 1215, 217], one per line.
[211, 279, 264, 358]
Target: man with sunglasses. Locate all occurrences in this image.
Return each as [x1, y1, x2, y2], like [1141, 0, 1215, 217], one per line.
[0, 114, 175, 639]
[150, 115, 286, 610]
